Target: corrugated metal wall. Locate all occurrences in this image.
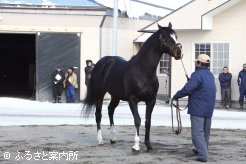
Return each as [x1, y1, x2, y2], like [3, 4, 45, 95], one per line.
[36, 33, 80, 102]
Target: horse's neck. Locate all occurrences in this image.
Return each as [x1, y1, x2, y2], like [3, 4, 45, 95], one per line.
[133, 39, 162, 76]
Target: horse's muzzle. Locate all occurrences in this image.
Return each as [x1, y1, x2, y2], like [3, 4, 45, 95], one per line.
[173, 43, 182, 60]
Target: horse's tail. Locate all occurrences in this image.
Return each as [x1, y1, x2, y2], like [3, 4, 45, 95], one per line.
[82, 57, 113, 117]
[82, 64, 100, 117]
[82, 75, 95, 117]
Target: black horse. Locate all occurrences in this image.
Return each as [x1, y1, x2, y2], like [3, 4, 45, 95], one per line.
[83, 23, 182, 152]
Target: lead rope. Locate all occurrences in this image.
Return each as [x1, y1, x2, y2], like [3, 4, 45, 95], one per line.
[171, 99, 182, 135]
[180, 57, 189, 81]
[170, 53, 189, 135]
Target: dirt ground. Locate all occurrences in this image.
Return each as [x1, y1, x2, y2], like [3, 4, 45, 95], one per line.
[0, 125, 246, 164]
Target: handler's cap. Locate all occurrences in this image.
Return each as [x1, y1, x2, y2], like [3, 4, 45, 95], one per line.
[243, 63, 246, 68]
[195, 54, 210, 63]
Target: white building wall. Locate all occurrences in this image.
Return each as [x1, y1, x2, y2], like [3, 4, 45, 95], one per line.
[144, 0, 230, 31]
[0, 11, 153, 100]
[171, 0, 246, 102]
[80, 27, 101, 99]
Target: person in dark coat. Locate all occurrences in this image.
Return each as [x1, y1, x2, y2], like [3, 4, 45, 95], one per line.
[84, 60, 94, 87]
[237, 63, 246, 109]
[173, 54, 216, 162]
[52, 65, 65, 103]
[218, 66, 232, 108]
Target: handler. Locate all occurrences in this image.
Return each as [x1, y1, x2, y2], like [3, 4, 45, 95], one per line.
[173, 54, 216, 162]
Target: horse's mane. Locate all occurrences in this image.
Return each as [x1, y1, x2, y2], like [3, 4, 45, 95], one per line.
[129, 30, 160, 63]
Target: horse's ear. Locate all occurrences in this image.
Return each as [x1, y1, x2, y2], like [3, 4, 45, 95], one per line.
[168, 22, 172, 28]
[157, 23, 162, 30]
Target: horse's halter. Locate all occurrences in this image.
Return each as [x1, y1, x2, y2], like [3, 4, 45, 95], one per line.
[159, 33, 182, 57]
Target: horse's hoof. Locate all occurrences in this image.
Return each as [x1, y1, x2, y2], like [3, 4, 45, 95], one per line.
[110, 139, 116, 144]
[98, 141, 104, 145]
[132, 147, 140, 155]
[147, 148, 153, 153]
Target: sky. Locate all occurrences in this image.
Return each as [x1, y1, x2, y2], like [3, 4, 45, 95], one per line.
[0, 0, 191, 18]
[94, 0, 191, 9]
[94, 0, 191, 18]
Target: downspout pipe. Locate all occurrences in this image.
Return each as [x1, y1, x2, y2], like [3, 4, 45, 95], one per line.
[99, 15, 106, 58]
[112, 0, 118, 56]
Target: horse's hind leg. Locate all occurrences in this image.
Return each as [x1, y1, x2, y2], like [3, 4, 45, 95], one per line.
[108, 97, 120, 144]
[96, 97, 105, 145]
[145, 98, 156, 152]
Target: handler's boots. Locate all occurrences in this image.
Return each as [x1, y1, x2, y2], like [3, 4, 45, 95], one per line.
[58, 96, 61, 103]
[240, 103, 243, 109]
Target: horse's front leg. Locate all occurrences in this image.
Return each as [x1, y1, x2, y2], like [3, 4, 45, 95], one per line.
[129, 97, 141, 153]
[145, 98, 156, 152]
[108, 97, 120, 144]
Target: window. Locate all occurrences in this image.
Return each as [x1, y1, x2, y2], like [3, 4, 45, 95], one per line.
[195, 43, 211, 58]
[194, 43, 229, 76]
[159, 53, 170, 75]
[212, 43, 229, 75]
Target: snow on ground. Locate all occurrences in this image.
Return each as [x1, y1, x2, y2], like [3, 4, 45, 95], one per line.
[1, 97, 246, 130]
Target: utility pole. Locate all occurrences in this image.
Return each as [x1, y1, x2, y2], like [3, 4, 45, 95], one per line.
[112, 0, 118, 56]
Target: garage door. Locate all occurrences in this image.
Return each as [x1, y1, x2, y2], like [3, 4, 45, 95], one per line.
[36, 33, 80, 102]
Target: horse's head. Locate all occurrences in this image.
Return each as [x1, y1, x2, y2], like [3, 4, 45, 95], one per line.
[158, 23, 182, 60]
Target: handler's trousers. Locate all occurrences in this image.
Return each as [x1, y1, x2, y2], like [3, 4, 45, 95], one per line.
[190, 115, 211, 161]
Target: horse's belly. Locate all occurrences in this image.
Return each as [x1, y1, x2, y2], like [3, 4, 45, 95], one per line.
[107, 85, 127, 100]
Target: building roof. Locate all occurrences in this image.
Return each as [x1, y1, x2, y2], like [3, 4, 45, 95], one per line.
[0, 0, 171, 20]
[0, 0, 102, 8]
[139, 0, 241, 32]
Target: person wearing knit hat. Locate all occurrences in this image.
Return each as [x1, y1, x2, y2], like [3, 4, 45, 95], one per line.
[173, 54, 216, 162]
[52, 65, 65, 103]
[237, 63, 246, 109]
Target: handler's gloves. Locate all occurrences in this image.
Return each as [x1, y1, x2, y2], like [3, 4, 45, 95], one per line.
[172, 95, 178, 101]
[186, 75, 190, 81]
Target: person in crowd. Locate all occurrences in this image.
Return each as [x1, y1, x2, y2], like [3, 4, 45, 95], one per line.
[237, 63, 246, 109]
[64, 67, 78, 103]
[52, 65, 65, 103]
[218, 66, 232, 108]
[84, 60, 94, 87]
[173, 54, 216, 162]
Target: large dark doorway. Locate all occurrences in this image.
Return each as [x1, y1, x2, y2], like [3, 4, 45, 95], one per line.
[36, 33, 80, 102]
[0, 34, 36, 99]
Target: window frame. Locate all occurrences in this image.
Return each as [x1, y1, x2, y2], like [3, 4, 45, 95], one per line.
[158, 53, 171, 76]
[193, 42, 230, 78]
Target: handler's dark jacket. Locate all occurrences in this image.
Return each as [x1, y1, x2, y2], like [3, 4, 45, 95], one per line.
[219, 72, 232, 89]
[237, 70, 246, 86]
[52, 70, 65, 85]
[174, 66, 216, 118]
